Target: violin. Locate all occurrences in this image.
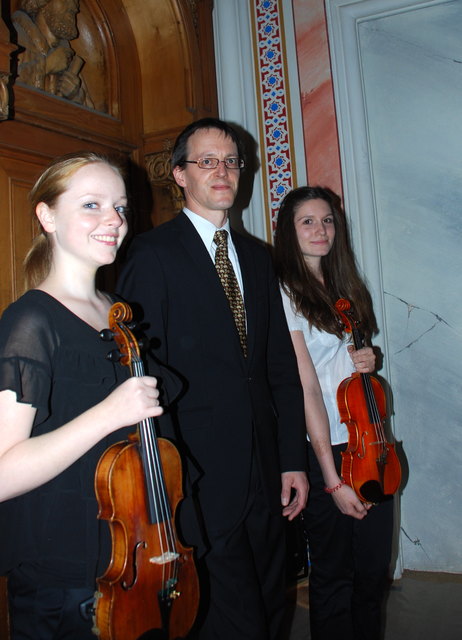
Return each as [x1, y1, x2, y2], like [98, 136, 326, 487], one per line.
[335, 298, 401, 503]
[93, 302, 199, 639]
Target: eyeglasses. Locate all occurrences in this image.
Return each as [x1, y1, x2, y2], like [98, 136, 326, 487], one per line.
[184, 157, 245, 170]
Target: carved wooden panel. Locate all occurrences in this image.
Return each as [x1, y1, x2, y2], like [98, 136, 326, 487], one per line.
[0, 8, 15, 120]
[146, 147, 185, 227]
[0, 0, 218, 316]
[7, 0, 142, 148]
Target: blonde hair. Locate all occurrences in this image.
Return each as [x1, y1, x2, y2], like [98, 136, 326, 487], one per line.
[23, 151, 125, 290]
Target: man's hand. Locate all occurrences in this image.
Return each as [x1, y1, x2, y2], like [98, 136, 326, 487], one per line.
[281, 471, 309, 520]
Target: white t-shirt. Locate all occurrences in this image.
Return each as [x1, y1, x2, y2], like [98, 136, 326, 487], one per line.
[280, 287, 354, 445]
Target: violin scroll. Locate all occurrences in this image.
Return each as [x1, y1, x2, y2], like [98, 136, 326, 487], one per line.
[106, 302, 140, 368]
[335, 298, 361, 343]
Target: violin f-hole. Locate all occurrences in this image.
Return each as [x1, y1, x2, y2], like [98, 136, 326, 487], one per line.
[122, 540, 147, 590]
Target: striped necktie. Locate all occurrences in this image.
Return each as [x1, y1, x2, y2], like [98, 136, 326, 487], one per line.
[213, 230, 247, 357]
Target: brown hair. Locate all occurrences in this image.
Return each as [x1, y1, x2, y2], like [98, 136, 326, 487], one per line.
[23, 151, 125, 290]
[274, 186, 377, 342]
[171, 117, 245, 169]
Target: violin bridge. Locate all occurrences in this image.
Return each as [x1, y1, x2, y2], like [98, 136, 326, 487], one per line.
[149, 551, 180, 565]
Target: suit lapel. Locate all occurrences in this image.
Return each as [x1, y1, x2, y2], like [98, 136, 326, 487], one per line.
[174, 213, 248, 362]
[174, 213, 219, 288]
[174, 213, 255, 364]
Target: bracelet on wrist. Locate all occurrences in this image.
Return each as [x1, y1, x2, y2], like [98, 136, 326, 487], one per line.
[324, 478, 346, 494]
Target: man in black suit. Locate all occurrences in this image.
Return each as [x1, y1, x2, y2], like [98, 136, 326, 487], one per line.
[117, 118, 308, 639]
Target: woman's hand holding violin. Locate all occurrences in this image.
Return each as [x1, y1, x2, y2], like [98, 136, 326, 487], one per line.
[347, 345, 375, 373]
[101, 376, 164, 433]
[0, 376, 164, 503]
[330, 481, 372, 519]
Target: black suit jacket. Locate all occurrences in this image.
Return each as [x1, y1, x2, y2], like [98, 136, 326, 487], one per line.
[117, 212, 306, 538]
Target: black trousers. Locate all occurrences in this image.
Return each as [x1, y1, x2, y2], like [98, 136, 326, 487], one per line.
[8, 566, 95, 640]
[304, 443, 394, 640]
[191, 463, 287, 640]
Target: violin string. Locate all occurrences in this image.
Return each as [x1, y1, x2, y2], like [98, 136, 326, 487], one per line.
[140, 414, 171, 586]
[112, 312, 185, 601]
[142, 411, 179, 582]
[361, 374, 386, 453]
[131, 359, 166, 520]
[140, 394, 178, 549]
[139, 417, 168, 541]
[115, 317, 169, 590]
[133, 357, 179, 588]
[352, 322, 387, 457]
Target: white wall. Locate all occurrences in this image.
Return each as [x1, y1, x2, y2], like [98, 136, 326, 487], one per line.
[326, 0, 462, 573]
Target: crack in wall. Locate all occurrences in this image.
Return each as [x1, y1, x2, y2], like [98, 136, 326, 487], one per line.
[361, 21, 461, 67]
[384, 292, 453, 354]
[401, 527, 430, 558]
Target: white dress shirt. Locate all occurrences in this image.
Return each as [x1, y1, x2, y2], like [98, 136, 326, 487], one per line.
[183, 208, 245, 298]
[280, 287, 353, 445]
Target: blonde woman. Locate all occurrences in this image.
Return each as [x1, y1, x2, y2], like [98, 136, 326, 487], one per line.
[0, 152, 164, 638]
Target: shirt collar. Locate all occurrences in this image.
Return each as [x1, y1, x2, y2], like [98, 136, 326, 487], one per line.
[183, 208, 231, 251]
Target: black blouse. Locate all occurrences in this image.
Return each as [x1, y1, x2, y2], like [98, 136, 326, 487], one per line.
[0, 290, 133, 587]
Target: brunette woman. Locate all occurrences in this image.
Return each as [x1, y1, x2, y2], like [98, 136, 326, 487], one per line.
[274, 186, 393, 640]
[0, 152, 165, 638]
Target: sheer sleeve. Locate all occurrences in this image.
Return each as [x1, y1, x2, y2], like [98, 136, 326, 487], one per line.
[0, 296, 57, 420]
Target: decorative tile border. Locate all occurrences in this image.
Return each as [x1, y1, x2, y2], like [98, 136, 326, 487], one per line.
[250, 0, 296, 235]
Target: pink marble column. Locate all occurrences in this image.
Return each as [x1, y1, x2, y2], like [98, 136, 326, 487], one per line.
[292, 0, 342, 196]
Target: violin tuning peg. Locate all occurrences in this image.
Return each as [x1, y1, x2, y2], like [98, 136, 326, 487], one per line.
[137, 338, 149, 352]
[127, 321, 138, 331]
[106, 349, 121, 362]
[100, 329, 115, 342]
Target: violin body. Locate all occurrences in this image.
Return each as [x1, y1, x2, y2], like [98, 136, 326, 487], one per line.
[335, 298, 401, 504]
[337, 372, 401, 503]
[94, 436, 198, 640]
[93, 302, 199, 639]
